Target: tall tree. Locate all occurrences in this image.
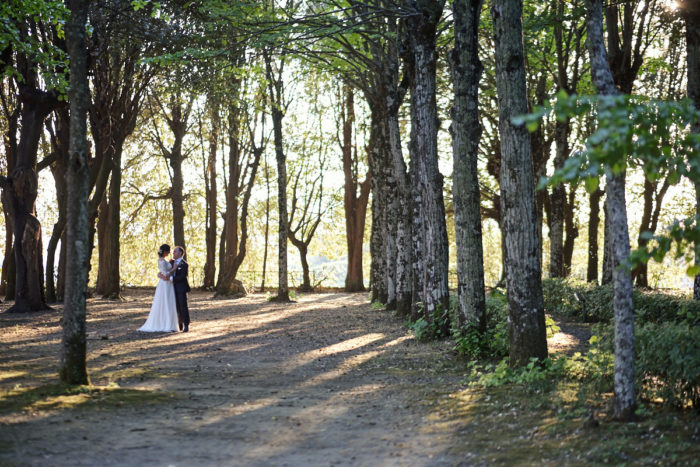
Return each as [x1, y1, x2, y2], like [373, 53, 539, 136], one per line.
[202, 97, 219, 289]
[682, 0, 700, 299]
[148, 85, 196, 250]
[0, 1, 65, 312]
[45, 108, 70, 303]
[548, 0, 586, 278]
[600, 0, 663, 284]
[287, 139, 330, 291]
[406, 0, 450, 327]
[492, 0, 547, 365]
[449, 0, 486, 331]
[216, 95, 265, 296]
[586, 0, 636, 420]
[338, 84, 371, 292]
[60, 0, 90, 385]
[265, 49, 291, 301]
[90, 1, 159, 298]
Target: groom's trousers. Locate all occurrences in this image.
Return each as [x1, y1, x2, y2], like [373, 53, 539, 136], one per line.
[174, 285, 190, 327]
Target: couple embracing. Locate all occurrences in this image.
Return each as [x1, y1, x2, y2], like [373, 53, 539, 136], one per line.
[138, 244, 191, 333]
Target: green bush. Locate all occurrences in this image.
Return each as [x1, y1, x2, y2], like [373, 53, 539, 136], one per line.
[541, 278, 700, 325]
[408, 304, 451, 341]
[453, 291, 509, 359]
[586, 322, 700, 409]
[636, 322, 700, 409]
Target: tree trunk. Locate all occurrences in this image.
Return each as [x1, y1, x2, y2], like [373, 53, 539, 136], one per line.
[265, 53, 290, 302]
[342, 86, 371, 293]
[45, 217, 66, 303]
[0, 103, 18, 298]
[60, 0, 90, 385]
[261, 154, 271, 291]
[683, 0, 700, 299]
[1, 201, 13, 298]
[549, 119, 569, 277]
[602, 199, 613, 284]
[587, 0, 636, 420]
[450, 0, 486, 332]
[562, 187, 578, 275]
[46, 109, 70, 303]
[95, 160, 122, 299]
[170, 132, 186, 251]
[492, 0, 547, 365]
[202, 99, 219, 289]
[587, 187, 603, 283]
[1, 89, 56, 313]
[633, 178, 670, 287]
[386, 103, 412, 317]
[407, 0, 449, 328]
[368, 110, 388, 304]
[291, 239, 311, 291]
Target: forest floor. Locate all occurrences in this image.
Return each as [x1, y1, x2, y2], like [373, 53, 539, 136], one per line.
[1, 290, 698, 466]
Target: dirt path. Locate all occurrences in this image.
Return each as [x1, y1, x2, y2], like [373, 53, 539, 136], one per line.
[1, 291, 475, 466]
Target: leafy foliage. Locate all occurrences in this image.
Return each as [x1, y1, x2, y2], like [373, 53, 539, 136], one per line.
[541, 278, 700, 325]
[0, 0, 69, 93]
[519, 92, 700, 276]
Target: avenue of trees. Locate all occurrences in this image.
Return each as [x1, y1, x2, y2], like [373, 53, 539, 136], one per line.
[2, 0, 700, 418]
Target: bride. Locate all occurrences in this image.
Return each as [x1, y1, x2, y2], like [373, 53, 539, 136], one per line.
[138, 244, 179, 332]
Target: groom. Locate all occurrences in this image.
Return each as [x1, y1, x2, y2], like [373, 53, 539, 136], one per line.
[171, 246, 191, 332]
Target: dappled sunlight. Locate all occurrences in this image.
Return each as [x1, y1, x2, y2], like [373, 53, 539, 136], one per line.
[0, 291, 471, 465]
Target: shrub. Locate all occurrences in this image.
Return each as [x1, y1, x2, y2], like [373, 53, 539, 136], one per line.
[636, 322, 700, 409]
[408, 304, 451, 341]
[587, 322, 700, 409]
[541, 278, 700, 325]
[453, 291, 509, 359]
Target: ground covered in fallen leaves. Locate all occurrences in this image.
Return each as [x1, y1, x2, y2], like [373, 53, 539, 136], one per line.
[1, 290, 698, 466]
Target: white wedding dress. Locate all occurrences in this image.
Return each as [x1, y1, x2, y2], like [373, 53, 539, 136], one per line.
[138, 258, 179, 332]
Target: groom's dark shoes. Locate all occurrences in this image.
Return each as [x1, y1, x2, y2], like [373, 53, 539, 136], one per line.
[183, 324, 189, 332]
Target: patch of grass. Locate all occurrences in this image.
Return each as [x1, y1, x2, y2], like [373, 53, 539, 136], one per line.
[436, 383, 700, 464]
[0, 383, 176, 415]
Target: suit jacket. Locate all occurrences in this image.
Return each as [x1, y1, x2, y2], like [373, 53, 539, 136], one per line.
[171, 259, 191, 293]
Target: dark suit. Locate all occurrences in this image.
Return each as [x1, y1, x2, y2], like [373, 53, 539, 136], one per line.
[171, 259, 191, 329]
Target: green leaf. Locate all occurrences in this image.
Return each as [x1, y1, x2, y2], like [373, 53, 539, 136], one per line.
[584, 176, 599, 193]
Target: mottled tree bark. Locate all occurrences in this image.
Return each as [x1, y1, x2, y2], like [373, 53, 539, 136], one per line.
[587, 0, 636, 420]
[450, 0, 486, 332]
[368, 110, 388, 304]
[407, 0, 449, 326]
[386, 102, 412, 316]
[60, 0, 90, 385]
[492, 0, 547, 365]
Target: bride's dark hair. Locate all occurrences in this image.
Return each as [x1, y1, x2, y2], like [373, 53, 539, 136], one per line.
[158, 244, 171, 257]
